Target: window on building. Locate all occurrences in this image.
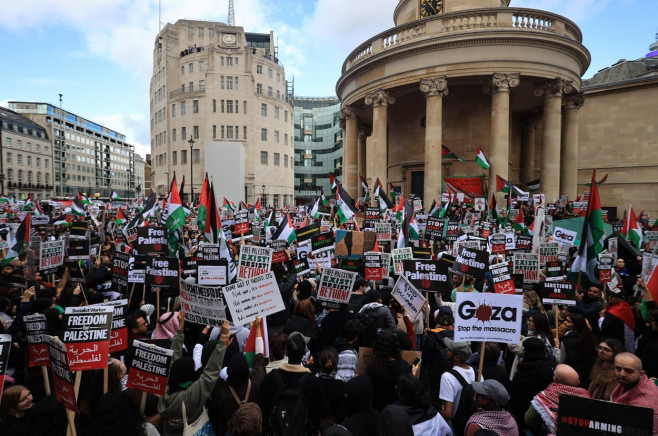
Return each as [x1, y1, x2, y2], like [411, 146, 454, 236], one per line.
[181, 101, 186, 115]
[257, 65, 263, 74]
[235, 100, 239, 114]
[277, 72, 281, 82]
[189, 82, 194, 91]
[198, 27, 204, 37]
[173, 151, 177, 165]
[4, 137, 10, 147]
[227, 126, 234, 139]
[274, 131, 280, 143]
[199, 80, 205, 90]
[213, 125, 217, 139]
[221, 100, 225, 113]
[227, 100, 233, 113]
[221, 126, 225, 139]
[193, 125, 199, 139]
[284, 133, 288, 145]
[181, 84, 185, 93]
[212, 99, 216, 113]
[284, 110, 288, 122]
[188, 27, 194, 37]
[243, 126, 247, 139]
[181, 66, 185, 75]
[27, 156, 32, 166]
[6, 169, 12, 182]
[16, 140, 22, 149]
[199, 61, 205, 71]
[189, 63, 194, 73]
[235, 125, 239, 139]
[260, 151, 268, 165]
[209, 28, 214, 37]
[193, 100, 199, 113]
[193, 149, 200, 163]
[17, 154, 22, 165]
[6, 152, 11, 164]
[235, 77, 238, 89]
[18, 170, 23, 182]
[256, 83, 262, 94]
[182, 127, 187, 139]
[36, 157, 41, 168]
[261, 103, 267, 117]
[268, 86, 273, 96]
[172, 103, 177, 117]
[274, 106, 280, 119]
[172, 128, 177, 141]
[45, 159, 49, 169]
[284, 154, 288, 168]
[37, 172, 42, 184]
[268, 68, 273, 78]
[221, 76, 225, 89]
[243, 101, 247, 113]
[274, 153, 280, 166]
[227, 57, 233, 66]
[261, 129, 267, 141]
[26, 142, 31, 151]
[45, 173, 50, 184]
[227, 77, 233, 89]
[181, 150, 187, 164]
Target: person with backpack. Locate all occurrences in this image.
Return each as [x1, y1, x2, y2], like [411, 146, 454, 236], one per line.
[259, 331, 330, 435]
[438, 338, 477, 435]
[355, 289, 397, 347]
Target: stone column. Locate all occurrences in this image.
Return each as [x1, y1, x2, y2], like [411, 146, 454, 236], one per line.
[340, 106, 359, 196]
[365, 89, 395, 191]
[521, 119, 537, 185]
[535, 78, 574, 202]
[486, 73, 520, 195]
[561, 92, 584, 200]
[420, 77, 449, 204]
[357, 126, 370, 198]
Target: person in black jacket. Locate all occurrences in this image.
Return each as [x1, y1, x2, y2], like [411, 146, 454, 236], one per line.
[343, 375, 379, 436]
[267, 249, 298, 333]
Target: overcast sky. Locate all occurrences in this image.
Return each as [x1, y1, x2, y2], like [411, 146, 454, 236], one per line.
[1, 0, 656, 157]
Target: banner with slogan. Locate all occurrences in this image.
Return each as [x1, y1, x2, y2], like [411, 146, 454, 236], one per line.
[0, 334, 11, 399]
[334, 230, 377, 259]
[126, 340, 174, 397]
[134, 226, 168, 255]
[68, 238, 90, 260]
[100, 299, 129, 353]
[541, 282, 576, 305]
[513, 253, 540, 283]
[392, 247, 413, 275]
[179, 280, 227, 326]
[47, 336, 78, 412]
[63, 305, 113, 371]
[25, 314, 50, 367]
[238, 245, 272, 280]
[442, 176, 486, 204]
[317, 268, 358, 306]
[145, 257, 180, 289]
[539, 242, 560, 265]
[197, 259, 228, 286]
[364, 252, 383, 281]
[391, 275, 427, 320]
[112, 252, 130, 294]
[454, 293, 523, 344]
[375, 222, 392, 242]
[402, 259, 452, 295]
[452, 246, 489, 281]
[295, 223, 320, 243]
[223, 271, 285, 324]
[489, 262, 516, 294]
[39, 239, 65, 273]
[425, 217, 445, 240]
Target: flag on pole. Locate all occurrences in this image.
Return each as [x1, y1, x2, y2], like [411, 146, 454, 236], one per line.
[197, 173, 210, 233]
[567, 170, 606, 287]
[271, 212, 296, 244]
[243, 319, 269, 368]
[374, 178, 394, 212]
[585, 173, 608, 187]
[21, 193, 33, 211]
[165, 174, 187, 257]
[254, 197, 263, 215]
[621, 205, 643, 250]
[71, 196, 87, 216]
[360, 175, 370, 201]
[442, 145, 464, 162]
[428, 199, 441, 218]
[116, 208, 126, 226]
[526, 179, 541, 193]
[438, 196, 451, 219]
[488, 192, 500, 222]
[310, 195, 321, 218]
[78, 192, 93, 205]
[329, 172, 337, 191]
[512, 206, 526, 234]
[475, 145, 490, 169]
[205, 182, 222, 244]
[222, 197, 235, 211]
[2, 213, 31, 266]
[111, 191, 121, 201]
[336, 183, 358, 224]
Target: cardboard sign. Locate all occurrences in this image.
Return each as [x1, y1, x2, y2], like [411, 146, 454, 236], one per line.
[424, 217, 445, 240]
[454, 293, 523, 344]
[452, 246, 489, 280]
[126, 340, 174, 396]
[375, 222, 392, 241]
[490, 262, 516, 294]
[513, 253, 540, 283]
[112, 252, 130, 294]
[392, 247, 413, 275]
[269, 240, 288, 264]
[364, 252, 383, 281]
[39, 240, 65, 272]
[134, 226, 168, 255]
[402, 259, 452, 294]
[557, 394, 653, 436]
[541, 282, 576, 305]
[238, 245, 272, 280]
[317, 268, 357, 305]
[553, 226, 578, 246]
[68, 238, 90, 260]
[234, 210, 250, 235]
[197, 260, 228, 286]
[490, 233, 506, 255]
[598, 253, 614, 283]
[101, 299, 129, 353]
[334, 230, 377, 258]
[25, 314, 50, 367]
[539, 242, 560, 265]
[296, 223, 320, 243]
[62, 306, 113, 371]
[391, 275, 427, 320]
[179, 280, 227, 326]
[47, 336, 79, 412]
[223, 271, 285, 324]
[145, 256, 180, 289]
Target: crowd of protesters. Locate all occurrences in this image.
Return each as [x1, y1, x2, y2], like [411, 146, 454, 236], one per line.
[0, 192, 657, 436]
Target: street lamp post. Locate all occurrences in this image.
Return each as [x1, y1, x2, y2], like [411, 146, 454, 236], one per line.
[188, 136, 195, 205]
[261, 184, 266, 206]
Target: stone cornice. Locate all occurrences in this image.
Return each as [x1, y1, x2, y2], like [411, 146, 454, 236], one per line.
[419, 77, 449, 97]
[364, 89, 396, 107]
[483, 73, 520, 94]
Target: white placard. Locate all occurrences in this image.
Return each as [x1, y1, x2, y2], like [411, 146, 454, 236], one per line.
[504, 232, 516, 250]
[454, 293, 523, 344]
[317, 268, 357, 304]
[553, 226, 578, 246]
[179, 280, 227, 326]
[391, 275, 427, 320]
[197, 264, 227, 286]
[392, 247, 413, 275]
[222, 271, 285, 324]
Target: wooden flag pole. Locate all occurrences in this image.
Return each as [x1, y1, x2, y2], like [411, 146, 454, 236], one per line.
[42, 366, 51, 396]
[477, 341, 486, 382]
[553, 303, 560, 343]
[140, 391, 148, 416]
[128, 282, 137, 306]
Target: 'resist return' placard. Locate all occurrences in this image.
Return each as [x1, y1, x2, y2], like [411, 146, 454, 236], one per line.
[317, 268, 357, 305]
[126, 340, 174, 396]
[62, 306, 113, 371]
[454, 292, 523, 344]
[238, 245, 272, 280]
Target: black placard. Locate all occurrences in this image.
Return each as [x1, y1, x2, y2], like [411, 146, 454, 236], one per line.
[541, 282, 576, 305]
[402, 259, 452, 295]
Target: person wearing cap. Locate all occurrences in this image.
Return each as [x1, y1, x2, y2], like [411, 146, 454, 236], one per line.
[465, 379, 518, 436]
[599, 285, 636, 352]
[439, 337, 476, 424]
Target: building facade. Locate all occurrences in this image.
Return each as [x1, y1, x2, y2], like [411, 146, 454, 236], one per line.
[293, 97, 343, 204]
[8, 102, 136, 199]
[0, 107, 54, 199]
[150, 19, 295, 205]
[336, 0, 590, 205]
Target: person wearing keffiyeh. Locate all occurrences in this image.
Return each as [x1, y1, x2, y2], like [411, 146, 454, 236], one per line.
[465, 379, 518, 436]
[524, 364, 590, 435]
[611, 353, 658, 435]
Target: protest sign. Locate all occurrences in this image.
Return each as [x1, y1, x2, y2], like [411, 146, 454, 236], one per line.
[0, 334, 10, 400]
[364, 208, 381, 230]
[335, 230, 377, 258]
[533, 194, 545, 206]
[539, 242, 559, 265]
[68, 222, 89, 240]
[490, 233, 506, 255]
[645, 231, 658, 251]
[295, 223, 320, 243]
[553, 226, 577, 246]
[381, 252, 392, 277]
[454, 293, 523, 344]
[412, 245, 432, 259]
[445, 221, 460, 244]
[311, 232, 334, 253]
[145, 256, 180, 289]
[134, 226, 168, 255]
[126, 340, 174, 396]
[238, 245, 272, 280]
[515, 235, 533, 252]
[222, 219, 234, 241]
[179, 280, 227, 326]
[452, 246, 489, 281]
[201, 244, 221, 261]
[294, 258, 311, 276]
[112, 252, 130, 294]
[364, 252, 383, 281]
[317, 268, 357, 305]
[513, 253, 540, 283]
[234, 210, 250, 235]
[608, 236, 618, 263]
[391, 275, 427, 320]
[197, 260, 228, 286]
[503, 232, 516, 251]
[62, 306, 113, 371]
[598, 253, 614, 282]
[424, 217, 445, 240]
[31, 214, 50, 226]
[269, 239, 288, 264]
[375, 222, 392, 242]
[39, 239, 65, 273]
[392, 247, 413, 275]
[128, 256, 146, 283]
[223, 271, 285, 324]
[541, 282, 576, 305]
[68, 238, 90, 260]
[402, 259, 452, 295]
[125, 226, 139, 244]
[99, 299, 129, 353]
[474, 198, 485, 211]
[25, 314, 50, 367]
[339, 258, 361, 274]
[557, 394, 653, 436]
[47, 336, 78, 412]
[545, 261, 563, 282]
[489, 262, 516, 294]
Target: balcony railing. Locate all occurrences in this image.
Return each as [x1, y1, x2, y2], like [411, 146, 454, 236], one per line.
[342, 8, 583, 73]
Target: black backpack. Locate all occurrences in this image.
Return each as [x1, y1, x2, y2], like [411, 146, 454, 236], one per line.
[269, 371, 312, 436]
[352, 309, 384, 348]
[447, 368, 478, 436]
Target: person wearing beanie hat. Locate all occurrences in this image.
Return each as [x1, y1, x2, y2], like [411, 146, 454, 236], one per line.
[158, 312, 231, 436]
[151, 311, 180, 340]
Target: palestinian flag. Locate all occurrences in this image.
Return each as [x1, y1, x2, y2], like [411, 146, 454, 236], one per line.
[388, 183, 401, 201]
[0, 196, 11, 204]
[329, 172, 337, 191]
[360, 175, 369, 200]
[2, 213, 31, 266]
[567, 170, 606, 287]
[243, 319, 269, 368]
[310, 194, 322, 218]
[374, 178, 394, 213]
[71, 196, 87, 216]
[116, 208, 126, 226]
[513, 206, 526, 234]
[526, 179, 541, 193]
[438, 197, 451, 219]
[78, 192, 93, 205]
[205, 182, 222, 244]
[222, 197, 235, 211]
[645, 257, 658, 303]
[254, 197, 263, 215]
[197, 173, 210, 233]
[585, 173, 608, 187]
[428, 199, 441, 218]
[271, 212, 296, 244]
[179, 176, 186, 206]
[111, 191, 121, 201]
[21, 194, 33, 211]
[165, 174, 187, 257]
[34, 201, 44, 216]
[396, 195, 416, 248]
[489, 192, 500, 222]
[496, 175, 527, 197]
[621, 205, 643, 250]
[442, 145, 464, 162]
[475, 145, 490, 170]
[336, 183, 358, 224]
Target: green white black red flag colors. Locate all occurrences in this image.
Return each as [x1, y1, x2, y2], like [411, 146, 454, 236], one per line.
[475, 145, 490, 169]
[2, 213, 31, 266]
[374, 178, 394, 212]
[360, 175, 369, 200]
[621, 204, 642, 250]
[271, 212, 296, 244]
[71, 196, 87, 216]
[165, 173, 186, 257]
[197, 173, 210, 232]
[336, 183, 358, 224]
[442, 145, 464, 162]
